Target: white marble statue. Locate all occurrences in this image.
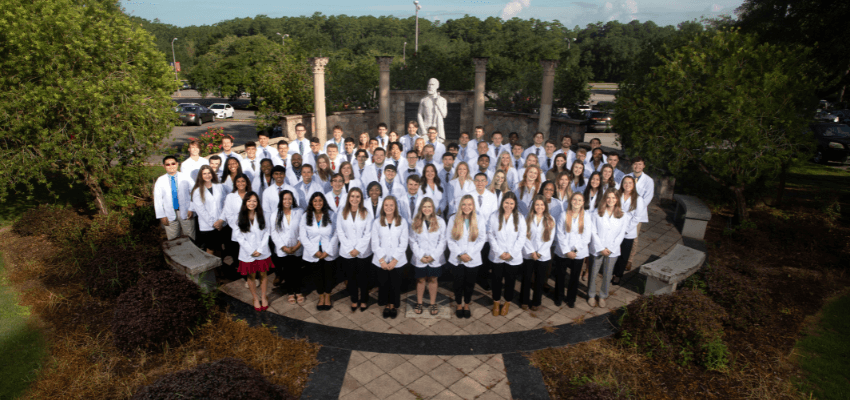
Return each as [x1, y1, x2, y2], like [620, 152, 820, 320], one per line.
[417, 78, 448, 143]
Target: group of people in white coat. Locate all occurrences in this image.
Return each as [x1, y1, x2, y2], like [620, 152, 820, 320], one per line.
[153, 122, 654, 318]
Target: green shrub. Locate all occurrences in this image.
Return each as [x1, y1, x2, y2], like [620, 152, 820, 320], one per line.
[699, 264, 772, 329]
[618, 289, 729, 369]
[84, 243, 165, 299]
[12, 204, 89, 244]
[131, 357, 296, 400]
[112, 270, 206, 353]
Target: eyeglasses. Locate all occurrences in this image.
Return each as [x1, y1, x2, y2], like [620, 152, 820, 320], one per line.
[165, 163, 177, 166]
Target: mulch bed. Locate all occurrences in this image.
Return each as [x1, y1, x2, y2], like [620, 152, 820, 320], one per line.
[530, 202, 850, 399]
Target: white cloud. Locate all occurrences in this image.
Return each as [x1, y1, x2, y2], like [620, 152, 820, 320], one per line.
[500, 0, 531, 19]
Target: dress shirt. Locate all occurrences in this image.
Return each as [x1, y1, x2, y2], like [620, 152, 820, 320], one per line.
[154, 172, 193, 221]
[522, 145, 544, 160]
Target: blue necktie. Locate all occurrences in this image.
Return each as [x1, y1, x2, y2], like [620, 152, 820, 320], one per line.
[299, 141, 304, 154]
[409, 196, 416, 215]
[170, 175, 179, 211]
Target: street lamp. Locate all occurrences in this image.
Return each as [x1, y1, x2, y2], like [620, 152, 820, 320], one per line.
[414, 1, 421, 53]
[403, 41, 407, 64]
[276, 32, 289, 46]
[567, 37, 577, 50]
[171, 38, 179, 95]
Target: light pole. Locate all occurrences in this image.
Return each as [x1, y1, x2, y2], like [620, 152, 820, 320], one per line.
[276, 32, 289, 46]
[567, 37, 577, 50]
[403, 41, 407, 64]
[414, 1, 421, 53]
[171, 38, 179, 95]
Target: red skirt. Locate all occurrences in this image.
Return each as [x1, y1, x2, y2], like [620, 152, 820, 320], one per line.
[238, 257, 272, 275]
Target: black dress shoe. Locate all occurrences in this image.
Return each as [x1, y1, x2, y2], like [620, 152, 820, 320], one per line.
[463, 309, 471, 319]
[567, 302, 575, 308]
[455, 309, 463, 318]
[390, 308, 398, 319]
[611, 277, 621, 286]
[383, 307, 391, 319]
[360, 304, 369, 312]
[554, 299, 563, 307]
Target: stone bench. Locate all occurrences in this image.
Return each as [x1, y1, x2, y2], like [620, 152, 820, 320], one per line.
[640, 244, 706, 295]
[162, 237, 222, 293]
[673, 194, 711, 240]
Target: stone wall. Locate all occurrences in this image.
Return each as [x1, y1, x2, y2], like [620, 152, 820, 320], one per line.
[278, 110, 379, 141]
[389, 90, 476, 138]
[483, 111, 588, 146]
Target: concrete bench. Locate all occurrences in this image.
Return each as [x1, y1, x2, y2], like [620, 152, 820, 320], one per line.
[673, 194, 711, 240]
[162, 237, 222, 293]
[640, 244, 706, 295]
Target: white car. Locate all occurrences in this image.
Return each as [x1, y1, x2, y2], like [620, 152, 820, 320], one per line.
[209, 103, 235, 119]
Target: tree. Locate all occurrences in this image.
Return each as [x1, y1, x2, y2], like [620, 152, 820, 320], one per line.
[615, 29, 817, 221]
[253, 51, 314, 130]
[0, 0, 177, 214]
[188, 34, 277, 101]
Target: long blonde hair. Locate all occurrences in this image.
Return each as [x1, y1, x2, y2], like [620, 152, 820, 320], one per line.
[412, 197, 440, 234]
[488, 170, 509, 194]
[453, 161, 471, 182]
[598, 188, 625, 218]
[451, 195, 479, 242]
[526, 194, 554, 242]
[519, 165, 542, 199]
[379, 196, 402, 227]
[497, 152, 513, 171]
[564, 192, 585, 234]
[342, 187, 368, 220]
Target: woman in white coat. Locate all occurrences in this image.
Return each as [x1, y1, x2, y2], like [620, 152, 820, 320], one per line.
[299, 192, 339, 311]
[372, 196, 409, 319]
[612, 176, 647, 285]
[232, 191, 272, 312]
[553, 193, 593, 308]
[221, 173, 251, 281]
[449, 162, 475, 207]
[409, 197, 447, 316]
[447, 194, 488, 319]
[420, 164, 447, 218]
[514, 165, 542, 212]
[588, 189, 628, 308]
[520, 195, 556, 310]
[270, 190, 305, 304]
[488, 192, 527, 317]
[191, 165, 226, 255]
[337, 188, 374, 312]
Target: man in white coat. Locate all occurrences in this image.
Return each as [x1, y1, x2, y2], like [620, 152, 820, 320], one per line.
[293, 164, 326, 211]
[359, 148, 389, 186]
[154, 155, 195, 240]
[217, 136, 242, 175]
[262, 166, 296, 226]
[626, 156, 654, 205]
[402, 151, 423, 183]
[607, 153, 626, 184]
[399, 175, 426, 224]
[290, 123, 311, 157]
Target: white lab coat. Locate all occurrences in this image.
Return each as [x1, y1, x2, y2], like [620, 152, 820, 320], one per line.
[231, 216, 271, 263]
[589, 210, 628, 257]
[421, 182, 448, 215]
[359, 163, 387, 186]
[289, 138, 311, 157]
[180, 157, 209, 181]
[325, 190, 349, 213]
[449, 178, 475, 204]
[555, 210, 593, 259]
[371, 217, 409, 268]
[613, 168, 626, 184]
[627, 172, 655, 206]
[423, 141, 446, 161]
[545, 198, 564, 226]
[299, 211, 339, 262]
[585, 189, 601, 213]
[522, 214, 556, 261]
[191, 183, 226, 232]
[269, 208, 304, 257]
[522, 145, 545, 160]
[378, 176, 407, 200]
[221, 192, 246, 228]
[514, 184, 538, 211]
[343, 179, 364, 194]
[153, 172, 194, 221]
[409, 218, 447, 268]
[257, 144, 277, 161]
[554, 148, 576, 167]
[336, 207, 374, 259]
[253, 173, 275, 199]
[462, 190, 499, 221]
[487, 213, 527, 266]
[294, 180, 326, 211]
[240, 157, 262, 180]
[620, 194, 647, 239]
[446, 214, 488, 267]
[262, 183, 297, 226]
[398, 192, 427, 224]
[399, 134, 421, 154]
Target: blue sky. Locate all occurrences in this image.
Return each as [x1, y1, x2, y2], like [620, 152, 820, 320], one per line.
[120, 0, 742, 29]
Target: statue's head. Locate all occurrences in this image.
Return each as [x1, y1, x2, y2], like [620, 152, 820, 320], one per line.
[427, 78, 439, 95]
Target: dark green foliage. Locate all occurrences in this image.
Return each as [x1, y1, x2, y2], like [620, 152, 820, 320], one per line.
[84, 244, 165, 299]
[691, 265, 772, 329]
[131, 357, 297, 400]
[112, 271, 206, 353]
[12, 205, 89, 245]
[618, 289, 729, 369]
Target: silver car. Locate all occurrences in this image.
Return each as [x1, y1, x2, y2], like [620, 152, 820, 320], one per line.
[177, 105, 216, 126]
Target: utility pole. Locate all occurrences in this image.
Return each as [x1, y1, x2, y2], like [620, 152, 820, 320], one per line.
[171, 38, 179, 96]
[403, 42, 407, 65]
[276, 32, 289, 46]
[414, 1, 421, 53]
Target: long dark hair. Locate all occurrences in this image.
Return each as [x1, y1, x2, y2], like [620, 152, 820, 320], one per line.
[618, 176, 639, 212]
[497, 191, 520, 232]
[274, 190, 298, 231]
[305, 192, 331, 226]
[583, 172, 603, 210]
[419, 164, 444, 194]
[231, 173, 252, 193]
[191, 165, 220, 202]
[222, 156, 243, 182]
[237, 191, 265, 232]
[259, 158, 274, 190]
[570, 161, 585, 187]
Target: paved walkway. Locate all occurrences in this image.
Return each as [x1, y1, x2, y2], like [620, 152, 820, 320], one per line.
[219, 202, 684, 399]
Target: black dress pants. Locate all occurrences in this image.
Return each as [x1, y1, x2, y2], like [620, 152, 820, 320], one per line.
[452, 264, 479, 304]
[307, 259, 335, 295]
[521, 259, 548, 307]
[553, 256, 584, 305]
[274, 254, 305, 295]
[376, 266, 403, 308]
[613, 238, 635, 278]
[491, 262, 520, 302]
[342, 257, 372, 304]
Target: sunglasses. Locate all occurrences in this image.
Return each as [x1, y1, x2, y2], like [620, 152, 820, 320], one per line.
[165, 162, 177, 166]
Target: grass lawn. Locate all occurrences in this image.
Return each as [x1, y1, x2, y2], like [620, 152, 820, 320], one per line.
[794, 292, 850, 400]
[0, 254, 47, 399]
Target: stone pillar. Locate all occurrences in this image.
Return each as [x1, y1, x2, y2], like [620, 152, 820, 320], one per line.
[309, 57, 330, 143]
[472, 57, 489, 129]
[376, 56, 393, 127]
[538, 59, 560, 140]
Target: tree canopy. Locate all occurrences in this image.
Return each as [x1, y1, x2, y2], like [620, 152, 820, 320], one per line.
[0, 0, 177, 214]
[615, 29, 818, 221]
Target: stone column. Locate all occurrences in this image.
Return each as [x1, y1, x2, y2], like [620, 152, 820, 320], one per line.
[376, 56, 394, 127]
[538, 59, 560, 140]
[309, 57, 330, 143]
[472, 57, 489, 129]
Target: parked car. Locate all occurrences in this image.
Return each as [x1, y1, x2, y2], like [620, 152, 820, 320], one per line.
[832, 109, 850, 124]
[173, 102, 201, 112]
[209, 103, 235, 119]
[810, 123, 850, 164]
[177, 105, 216, 126]
[588, 110, 612, 132]
[815, 109, 839, 123]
